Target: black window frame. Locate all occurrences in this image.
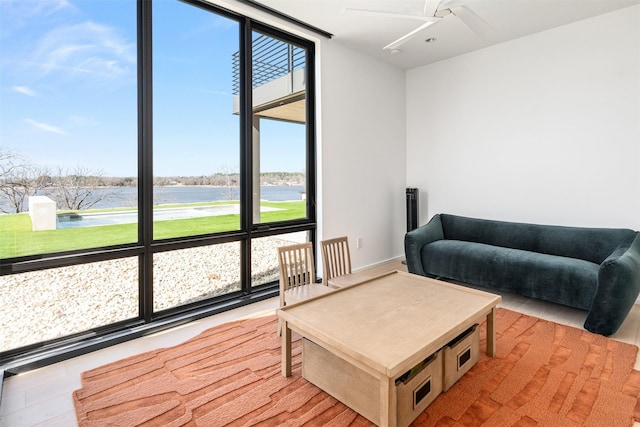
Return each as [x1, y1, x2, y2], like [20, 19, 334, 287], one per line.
[0, 0, 318, 376]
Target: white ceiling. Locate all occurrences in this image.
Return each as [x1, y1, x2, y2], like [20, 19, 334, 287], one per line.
[256, 0, 639, 69]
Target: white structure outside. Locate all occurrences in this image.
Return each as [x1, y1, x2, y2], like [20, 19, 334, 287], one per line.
[28, 196, 57, 231]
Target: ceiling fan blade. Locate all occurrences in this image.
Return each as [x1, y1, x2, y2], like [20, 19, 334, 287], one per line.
[451, 5, 495, 38]
[342, 8, 437, 22]
[383, 20, 440, 51]
[422, 0, 442, 17]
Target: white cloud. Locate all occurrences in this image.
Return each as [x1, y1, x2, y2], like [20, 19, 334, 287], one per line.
[47, 0, 72, 14]
[27, 21, 136, 82]
[0, 0, 75, 35]
[13, 86, 38, 96]
[24, 118, 68, 135]
[0, 0, 73, 17]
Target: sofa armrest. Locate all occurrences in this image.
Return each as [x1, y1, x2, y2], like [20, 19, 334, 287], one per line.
[404, 214, 445, 277]
[584, 233, 640, 336]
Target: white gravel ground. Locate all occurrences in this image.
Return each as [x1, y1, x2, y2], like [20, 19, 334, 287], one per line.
[1, 236, 297, 352]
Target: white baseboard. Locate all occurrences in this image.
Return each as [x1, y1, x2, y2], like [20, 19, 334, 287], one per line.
[354, 255, 405, 273]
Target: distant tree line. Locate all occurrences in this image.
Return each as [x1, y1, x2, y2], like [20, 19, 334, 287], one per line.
[153, 172, 303, 187]
[92, 171, 304, 187]
[0, 147, 304, 214]
[0, 149, 111, 213]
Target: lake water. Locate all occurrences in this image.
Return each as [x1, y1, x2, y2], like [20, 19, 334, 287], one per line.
[1, 185, 305, 213]
[96, 185, 305, 209]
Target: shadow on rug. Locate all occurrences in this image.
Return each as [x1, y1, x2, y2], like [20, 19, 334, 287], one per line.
[73, 309, 640, 426]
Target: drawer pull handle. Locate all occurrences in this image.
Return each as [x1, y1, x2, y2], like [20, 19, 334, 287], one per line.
[414, 376, 432, 407]
[458, 346, 472, 370]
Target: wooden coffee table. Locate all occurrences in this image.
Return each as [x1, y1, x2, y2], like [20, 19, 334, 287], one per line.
[278, 270, 501, 427]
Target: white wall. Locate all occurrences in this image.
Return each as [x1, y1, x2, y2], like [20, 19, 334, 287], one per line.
[318, 41, 407, 269]
[406, 5, 640, 230]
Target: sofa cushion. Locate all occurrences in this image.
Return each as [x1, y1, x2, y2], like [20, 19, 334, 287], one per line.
[422, 240, 599, 310]
[440, 214, 634, 265]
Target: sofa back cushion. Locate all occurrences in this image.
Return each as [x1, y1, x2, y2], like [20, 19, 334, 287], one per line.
[440, 214, 635, 265]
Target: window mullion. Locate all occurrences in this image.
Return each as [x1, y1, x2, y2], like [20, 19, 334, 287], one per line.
[139, 0, 154, 321]
[240, 17, 253, 294]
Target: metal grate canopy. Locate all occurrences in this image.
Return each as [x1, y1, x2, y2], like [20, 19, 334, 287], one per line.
[232, 34, 305, 96]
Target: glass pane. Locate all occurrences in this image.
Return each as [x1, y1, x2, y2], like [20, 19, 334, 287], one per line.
[154, 243, 241, 312]
[0, 258, 139, 352]
[251, 231, 310, 287]
[251, 32, 308, 224]
[153, 2, 240, 240]
[0, 0, 138, 258]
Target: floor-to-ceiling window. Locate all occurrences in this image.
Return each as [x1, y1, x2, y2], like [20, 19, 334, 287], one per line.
[0, 0, 316, 372]
[151, 1, 243, 311]
[0, 0, 140, 355]
[248, 31, 312, 288]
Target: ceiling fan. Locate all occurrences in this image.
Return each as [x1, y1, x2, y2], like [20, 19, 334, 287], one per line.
[343, 0, 494, 51]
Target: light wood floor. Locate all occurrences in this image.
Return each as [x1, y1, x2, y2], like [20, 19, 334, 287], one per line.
[2, 258, 640, 426]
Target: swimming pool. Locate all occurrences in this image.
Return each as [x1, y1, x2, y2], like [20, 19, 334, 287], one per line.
[56, 205, 281, 229]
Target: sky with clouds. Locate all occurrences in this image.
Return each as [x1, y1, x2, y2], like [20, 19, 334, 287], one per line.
[0, 0, 306, 177]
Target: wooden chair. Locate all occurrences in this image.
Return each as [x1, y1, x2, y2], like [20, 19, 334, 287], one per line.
[278, 242, 334, 310]
[320, 236, 369, 288]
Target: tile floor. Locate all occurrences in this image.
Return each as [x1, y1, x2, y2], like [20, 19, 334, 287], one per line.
[2, 258, 640, 426]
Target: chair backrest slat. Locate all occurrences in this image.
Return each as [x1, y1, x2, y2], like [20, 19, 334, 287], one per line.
[277, 242, 316, 307]
[320, 236, 352, 285]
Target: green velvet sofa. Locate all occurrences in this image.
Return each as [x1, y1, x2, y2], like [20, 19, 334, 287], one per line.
[404, 214, 640, 336]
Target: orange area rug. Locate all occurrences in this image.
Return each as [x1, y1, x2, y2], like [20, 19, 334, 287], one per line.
[73, 309, 640, 426]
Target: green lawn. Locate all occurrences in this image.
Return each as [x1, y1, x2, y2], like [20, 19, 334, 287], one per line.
[0, 201, 305, 259]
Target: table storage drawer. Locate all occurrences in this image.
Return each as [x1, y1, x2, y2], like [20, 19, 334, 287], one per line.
[443, 324, 480, 391]
[302, 338, 443, 426]
[395, 349, 443, 426]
